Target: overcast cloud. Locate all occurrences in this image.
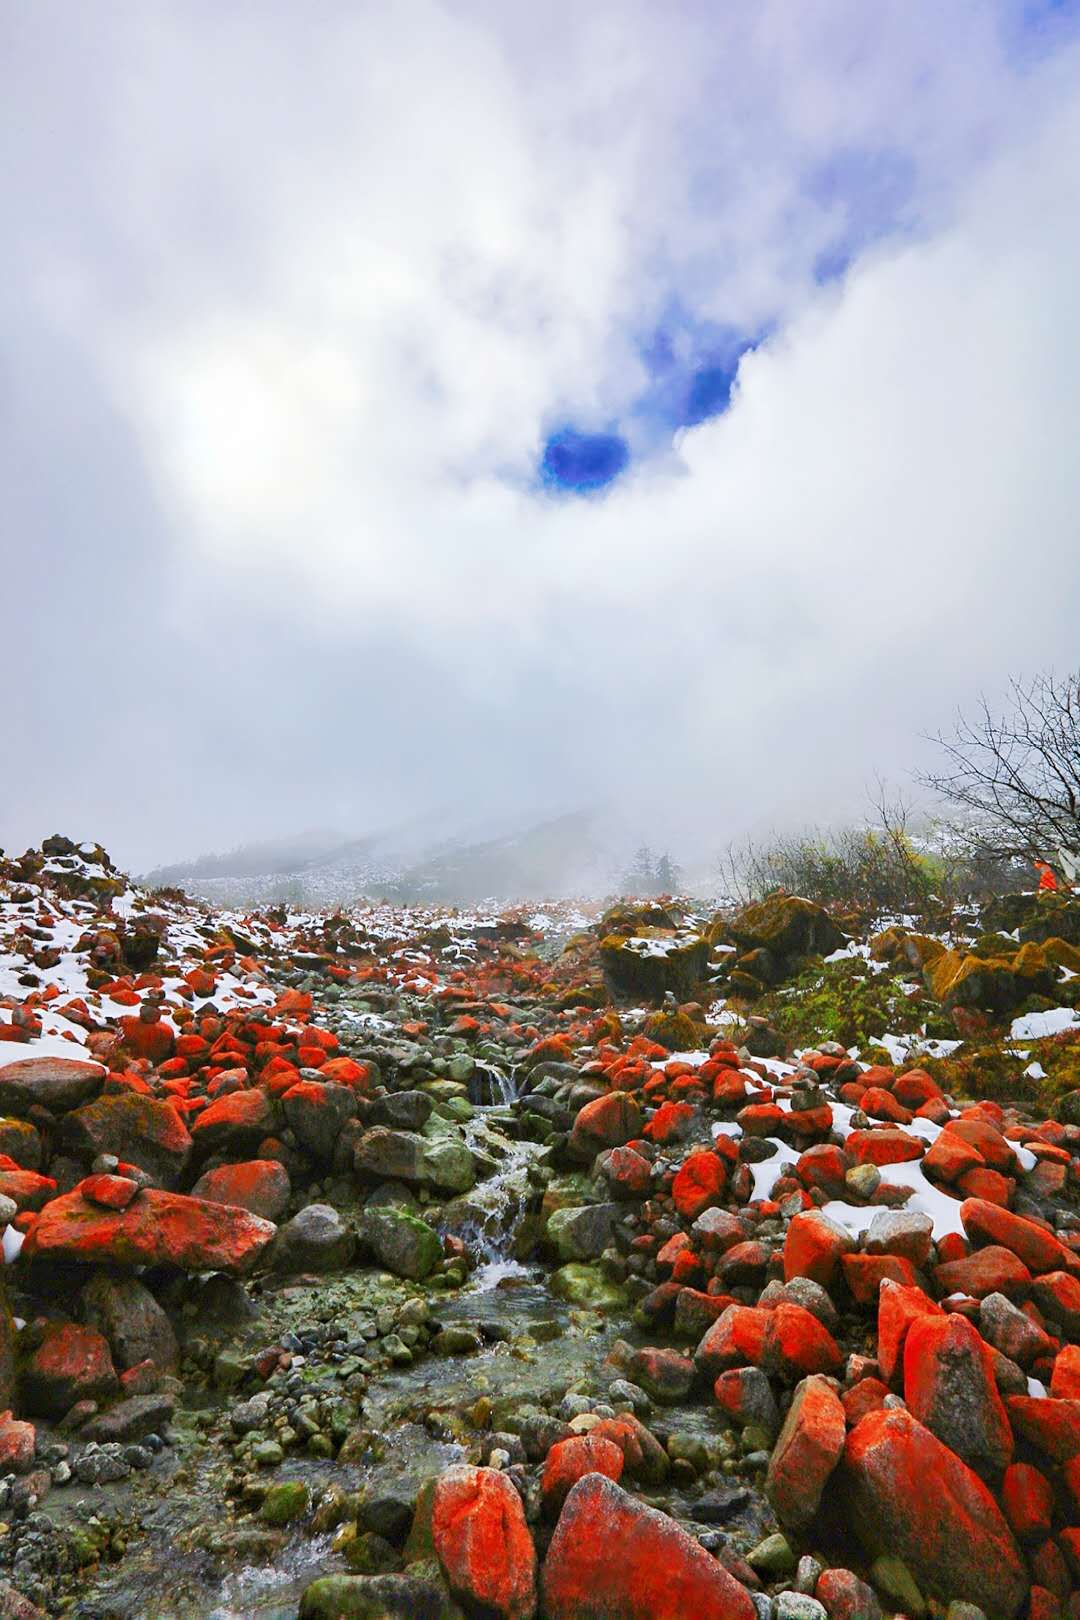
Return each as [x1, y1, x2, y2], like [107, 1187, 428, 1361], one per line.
[4, 0, 1080, 872]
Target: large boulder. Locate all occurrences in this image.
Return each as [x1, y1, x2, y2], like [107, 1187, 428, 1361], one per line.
[599, 930, 710, 1002]
[765, 1374, 845, 1532]
[299, 1573, 458, 1620]
[541, 1473, 755, 1620]
[545, 1203, 619, 1262]
[838, 1408, 1026, 1619]
[432, 1465, 536, 1620]
[567, 1093, 643, 1163]
[363, 1206, 442, 1281]
[80, 1271, 179, 1371]
[727, 895, 846, 960]
[23, 1183, 276, 1276]
[282, 1080, 357, 1163]
[58, 1093, 192, 1187]
[0, 1056, 103, 1115]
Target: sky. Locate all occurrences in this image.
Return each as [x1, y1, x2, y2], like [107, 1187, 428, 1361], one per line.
[4, 0, 1080, 874]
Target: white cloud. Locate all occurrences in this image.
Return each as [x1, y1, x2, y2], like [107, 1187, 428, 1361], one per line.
[3, 1, 1080, 867]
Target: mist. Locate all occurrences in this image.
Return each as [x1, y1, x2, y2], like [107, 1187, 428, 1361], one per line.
[5, 1, 1080, 878]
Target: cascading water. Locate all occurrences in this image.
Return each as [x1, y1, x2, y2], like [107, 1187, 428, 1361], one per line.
[446, 1071, 542, 1291]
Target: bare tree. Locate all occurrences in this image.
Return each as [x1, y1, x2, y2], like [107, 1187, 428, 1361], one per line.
[919, 670, 1080, 863]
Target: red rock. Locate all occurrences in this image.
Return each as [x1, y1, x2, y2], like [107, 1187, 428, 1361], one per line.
[1031, 1271, 1080, 1337]
[861, 1087, 913, 1125]
[846, 1128, 924, 1166]
[893, 1068, 943, 1108]
[765, 1374, 845, 1531]
[432, 1465, 536, 1620]
[190, 1160, 290, 1221]
[961, 1198, 1067, 1274]
[1002, 1461, 1054, 1542]
[190, 1088, 274, 1157]
[694, 1305, 771, 1380]
[672, 1152, 727, 1221]
[736, 1102, 785, 1137]
[24, 1184, 276, 1275]
[568, 1092, 642, 1162]
[80, 1173, 139, 1209]
[877, 1279, 945, 1384]
[764, 1302, 842, 1380]
[923, 1130, 985, 1182]
[1030, 1539, 1071, 1601]
[1006, 1396, 1080, 1461]
[903, 1312, 1013, 1480]
[118, 1015, 176, 1065]
[935, 1245, 1032, 1301]
[815, 1569, 883, 1620]
[597, 1146, 652, 1199]
[0, 1411, 35, 1474]
[20, 1322, 118, 1417]
[957, 1167, 1014, 1204]
[947, 1116, 1018, 1172]
[1052, 1345, 1080, 1398]
[841, 1252, 918, 1304]
[587, 1415, 669, 1483]
[59, 1092, 192, 1188]
[839, 1408, 1026, 1618]
[712, 1367, 778, 1433]
[541, 1473, 755, 1620]
[0, 1170, 55, 1212]
[674, 1288, 733, 1338]
[541, 1433, 624, 1512]
[783, 1210, 855, 1289]
[643, 1101, 696, 1145]
[842, 1377, 889, 1426]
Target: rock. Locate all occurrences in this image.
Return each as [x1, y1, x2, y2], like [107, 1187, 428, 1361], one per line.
[597, 1146, 652, 1199]
[567, 1091, 643, 1162]
[190, 1159, 290, 1221]
[978, 1292, 1054, 1368]
[599, 931, 711, 1001]
[20, 1322, 118, 1417]
[0, 1118, 41, 1170]
[783, 1210, 856, 1289]
[190, 1088, 275, 1158]
[80, 1271, 179, 1371]
[541, 1473, 756, 1620]
[270, 1203, 355, 1273]
[902, 1311, 1013, 1480]
[624, 1347, 695, 1405]
[814, 1569, 882, 1620]
[354, 1128, 428, 1185]
[432, 1465, 537, 1620]
[24, 1183, 276, 1275]
[864, 1210, 933, 1267]
[765, 1374, 846, 1532]
[672, 1152, 728, 1220]
[728, 895, 846, 961]
[283, 1079, 357, 1162]
[0, 1580, 47, 1619]
[364, 1206, 442, 1280]
[541, 1433, 624, 1513]
[299, 1574, 457, 1619]
[261, 1480, 309, 1524]
[79, 1392, 175, 1442]
[421, 1137, 476, 1194]
[0, 1055, 103, 1114]
[0, 1411, 35, 1474]
[546, 1203, 619, 1261]
[838, 1408, 1026, 1618]
[58, 1093, 192, 1187]
[959, 1198, 1066, 1274]
[712, 1367, 780, 1436]
[549, 1263, 628, 1310]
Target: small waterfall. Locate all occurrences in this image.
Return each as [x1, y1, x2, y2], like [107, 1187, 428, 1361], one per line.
[450, 1111, 539, 1291]
[467, 1062, 520, 1107]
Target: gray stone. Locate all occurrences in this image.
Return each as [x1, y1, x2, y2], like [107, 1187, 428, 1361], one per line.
[270, 1204, 355, 1273]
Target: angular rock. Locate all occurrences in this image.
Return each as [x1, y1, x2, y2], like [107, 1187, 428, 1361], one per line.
[59, 1093, 192, 1187]
[282, 1079, 357, 1162]
[191, 1159, 291, 1222]
[838, 1408, 1026, 1619]
[765, 1374, 846, 1532]
[541, 1473, 756, 1620]
[80, 1271, 179, 1371]
[270, 1203, 354, 1273]
[20, 1322, 118, 1417]
[190, 1088, 274, 1159]
[432, 1465, 536, 1620]
[902, 1311, 1013, 1481]
[363, 1205, 441, 1281]
[541, 1433, 624, 1513]
[24, 1184, 276, 1275]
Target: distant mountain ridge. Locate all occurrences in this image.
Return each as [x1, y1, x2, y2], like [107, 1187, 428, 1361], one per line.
[142, 810, 625, 907]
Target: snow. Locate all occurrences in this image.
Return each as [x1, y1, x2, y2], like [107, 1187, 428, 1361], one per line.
[0, 1030, 95, 1063]
[1010, 1007, 1080, 1040]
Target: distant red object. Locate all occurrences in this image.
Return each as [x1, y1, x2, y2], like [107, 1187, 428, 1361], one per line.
[1035, 860, 1058, 892]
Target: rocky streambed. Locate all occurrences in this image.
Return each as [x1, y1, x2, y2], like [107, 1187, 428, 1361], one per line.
[2, 840, 1080, 1618]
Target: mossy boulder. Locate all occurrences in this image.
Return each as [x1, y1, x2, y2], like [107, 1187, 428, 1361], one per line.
[260, 1481, 309, 1525]
[869, 927, 948, 973]
[549, 1262, 629, 1310]
[599, 931, 710, 1003]
[299, 1572, 463, 1620]
[726, 894, 847, 961]
[362, 1207, 442, 1281]
[928, 943, 1058, 1014]
[641, 1009, 711, 1051]
[983, 892, 1080, 946]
